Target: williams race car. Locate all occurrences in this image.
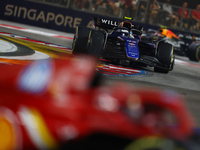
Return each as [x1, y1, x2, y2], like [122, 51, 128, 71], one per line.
[72, 17, 175, 73]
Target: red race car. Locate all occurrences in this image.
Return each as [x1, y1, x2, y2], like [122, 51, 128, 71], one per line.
[0, 55, 198, 150]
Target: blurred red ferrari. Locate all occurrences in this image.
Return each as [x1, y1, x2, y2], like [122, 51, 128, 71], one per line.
[0, 55, 199, 150]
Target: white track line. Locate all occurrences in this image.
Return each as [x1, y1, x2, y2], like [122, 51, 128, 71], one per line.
[0, 51, 50, 60]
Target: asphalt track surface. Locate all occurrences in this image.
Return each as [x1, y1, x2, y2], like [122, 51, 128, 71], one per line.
[0, 20, 200, 126]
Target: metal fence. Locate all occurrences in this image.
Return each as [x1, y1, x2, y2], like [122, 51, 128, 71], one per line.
[26, 0, 199, 33]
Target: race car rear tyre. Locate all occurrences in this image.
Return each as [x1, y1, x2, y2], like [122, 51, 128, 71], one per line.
[154, 41, 174, 73]
[187, 43, 200, 62]
[87, 30, 106, 55]
[72, 26, 91, 54]
[154, 57, 175, 74]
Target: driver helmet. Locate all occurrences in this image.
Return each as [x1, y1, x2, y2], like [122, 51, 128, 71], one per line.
[120, 21, 132, 29]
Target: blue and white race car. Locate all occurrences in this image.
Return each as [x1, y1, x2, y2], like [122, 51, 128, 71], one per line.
[72, 17, 175, 73]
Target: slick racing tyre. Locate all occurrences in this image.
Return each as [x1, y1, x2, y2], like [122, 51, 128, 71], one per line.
[72, 26, 91, 54]
[154, 41, 174, 73]
[87, 30, 106, 55]
[187, 43, 200, 62]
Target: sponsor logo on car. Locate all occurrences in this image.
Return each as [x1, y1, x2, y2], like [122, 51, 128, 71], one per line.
[127, 40, 137, 43]
[17, 60, 53, 94]
[100, 19, 118, 26]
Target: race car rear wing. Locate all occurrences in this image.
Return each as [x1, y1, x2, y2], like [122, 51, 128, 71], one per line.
[93, 17, 120, 29]
[92, 17, 144, 31]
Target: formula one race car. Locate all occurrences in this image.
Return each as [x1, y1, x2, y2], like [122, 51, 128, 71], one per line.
[178, 33, 200, 62]
[0, 55, 199, 150]
[187, 41, 200, 61]
[72, 17, 175, 73]
[141, 27, 186, 56]
[141, 27, 200, 62]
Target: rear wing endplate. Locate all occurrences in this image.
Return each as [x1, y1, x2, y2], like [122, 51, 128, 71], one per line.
[93, 17, 120, 29]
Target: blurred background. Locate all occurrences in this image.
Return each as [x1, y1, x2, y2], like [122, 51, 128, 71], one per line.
[25, 0, 200, 33]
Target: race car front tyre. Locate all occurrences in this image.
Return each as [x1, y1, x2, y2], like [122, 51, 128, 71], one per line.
[187, 43, 200, 62]
[72, 26, 91, 54]
[87, 30, 106, 55]
[154, 41, 174, 73]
